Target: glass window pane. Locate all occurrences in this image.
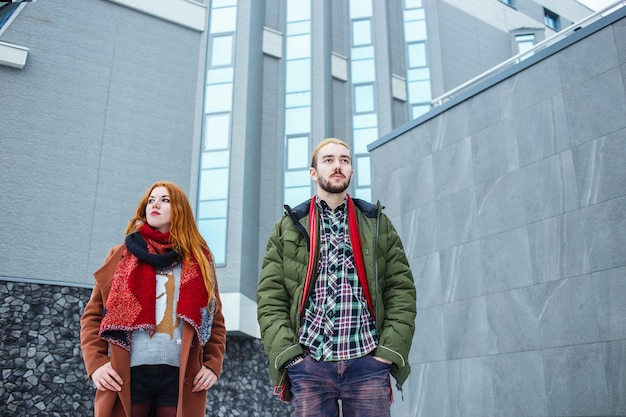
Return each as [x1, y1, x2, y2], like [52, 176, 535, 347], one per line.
[201, 150, 230, 168]
[287, 136, 309, 169]
[352, 20, 371, 46]
[287, 20, 311, 36]
[287, 0, 310, 22]
[287, 34, 311, 59]
[286, 91, 311, 108]
[354, 187, 371, 202]
[349, 0, 372, 19]
[285, 186, 312, 207]
[354, 84, 375, 113]
[0, 3, 20, 30]
[544, 9, 560, 30]
[286, 59, 311, 92]
[516, 34, 535, 55]
[351, 59, 376, 83]
[405, 0, 423, 8]
[205, 84, 233, 112]
[198, 200, 228, 219]
[404, 9, 425, 22]
[408, 79, 432, 102]
[207, 67, 234, 84]
[212, 0, 237, 7]
[408, 42, 427, 68]
[404, 20, 428, 42]
[412, 104, 430, 119]
[351, 46, 374, 60]
[353, 113, 377, 129]
[408, 67, 430, 81]
[285, 107, 311, 134]
[357, 156, 371, 186]
[198, 219, 226, 265]
[204, 114, 230, 151]
[353, 128, 378, 153]
[285, 170, 311, 187]
[210, 7, 237, 34]
[199, 168, 229, 200]
[211, 35, 233, 66]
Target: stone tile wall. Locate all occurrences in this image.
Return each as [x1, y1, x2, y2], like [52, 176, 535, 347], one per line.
[375, 12, 626, 417]
[0, 281, 291, 417]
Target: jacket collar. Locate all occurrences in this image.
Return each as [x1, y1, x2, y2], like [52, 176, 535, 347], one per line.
[284, 196, 380, 221]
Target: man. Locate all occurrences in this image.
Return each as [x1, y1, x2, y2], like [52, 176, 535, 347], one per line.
[257, 138, 416, 417]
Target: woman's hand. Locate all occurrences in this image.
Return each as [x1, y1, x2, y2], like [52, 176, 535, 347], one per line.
[92, 362, 123, 391]
[192, 366, 217, 392]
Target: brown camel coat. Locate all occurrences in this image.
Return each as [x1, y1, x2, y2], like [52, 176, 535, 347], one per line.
[80, 244, 226, 417]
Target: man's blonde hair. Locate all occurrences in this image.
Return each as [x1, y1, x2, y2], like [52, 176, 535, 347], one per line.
[310, 138, 351, 168]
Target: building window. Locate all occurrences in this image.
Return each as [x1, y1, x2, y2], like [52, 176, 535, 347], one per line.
[349, 0, 378, 202]
[403, 1, 432, 120]
[284, 134, 311, 205]
[283, 0, 312, 207]
[352, 19, 372, 46]
[544, 8, 560, 31]
[354, 84, 375, 114]
[198, 0, 239, 266]
[515, 33, 535, 56]
[498, 0, 516, 8]
[0, 2, 22, 33]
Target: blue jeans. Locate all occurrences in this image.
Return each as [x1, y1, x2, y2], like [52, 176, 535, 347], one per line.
[288, 353, 392, 417]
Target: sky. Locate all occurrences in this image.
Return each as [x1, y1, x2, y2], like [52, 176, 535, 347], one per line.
[577, 0, 621, 11]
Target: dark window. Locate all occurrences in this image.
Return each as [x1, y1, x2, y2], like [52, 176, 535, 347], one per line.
[0, 3, 21, 31]
[499, 0, 516, 8]
[544, 8, 561, 30]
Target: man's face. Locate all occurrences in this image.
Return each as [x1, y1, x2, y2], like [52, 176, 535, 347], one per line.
[310, 143, 353, 194]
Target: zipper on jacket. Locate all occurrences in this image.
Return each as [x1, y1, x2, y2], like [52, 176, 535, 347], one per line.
[374, 201, 381, 321]
[396, 382, 404, 401]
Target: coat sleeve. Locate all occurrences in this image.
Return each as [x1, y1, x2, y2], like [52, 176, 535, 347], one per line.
[257, 220, 303, 384]
[80, 282, 111, 379]
[374, 215, 416, 369]
[80, 246, 121, 379]
[202, 272, 226, 378]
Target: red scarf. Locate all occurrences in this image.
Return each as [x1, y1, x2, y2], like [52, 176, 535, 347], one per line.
[99, 225, 214, 351]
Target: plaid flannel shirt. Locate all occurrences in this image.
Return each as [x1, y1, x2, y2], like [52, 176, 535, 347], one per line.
[298, 196, 378, 361]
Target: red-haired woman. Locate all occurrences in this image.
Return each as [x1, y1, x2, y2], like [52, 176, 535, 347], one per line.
[80, 181, 226, 417]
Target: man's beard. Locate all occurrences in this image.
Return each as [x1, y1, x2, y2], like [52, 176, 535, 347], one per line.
[318, 173, 351, 194]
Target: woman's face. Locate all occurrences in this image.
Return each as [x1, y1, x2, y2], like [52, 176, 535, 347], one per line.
[146, 186, 172, 233]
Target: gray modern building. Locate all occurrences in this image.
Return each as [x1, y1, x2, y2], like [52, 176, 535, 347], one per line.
[1, 0, 624, 416]
[192, 0, 593, 339]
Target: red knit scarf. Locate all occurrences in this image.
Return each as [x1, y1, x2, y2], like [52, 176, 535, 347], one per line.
[99, 224, 214, 351]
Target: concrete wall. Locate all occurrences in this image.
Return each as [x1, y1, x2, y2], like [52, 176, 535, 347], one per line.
[371, 9, 626, 417]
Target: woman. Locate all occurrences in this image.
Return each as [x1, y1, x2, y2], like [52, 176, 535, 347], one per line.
[80, 181, 226, 417]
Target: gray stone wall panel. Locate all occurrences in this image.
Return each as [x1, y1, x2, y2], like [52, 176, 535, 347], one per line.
[381, 13, 626, 417]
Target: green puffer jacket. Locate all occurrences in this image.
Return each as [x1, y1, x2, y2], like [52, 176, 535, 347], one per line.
[257, 197, 416, 395]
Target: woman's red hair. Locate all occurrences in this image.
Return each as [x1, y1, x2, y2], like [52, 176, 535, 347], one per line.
[126, 181, 215, 302]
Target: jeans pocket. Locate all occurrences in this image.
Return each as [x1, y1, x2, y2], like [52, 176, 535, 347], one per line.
[367, 355, 392, 369]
